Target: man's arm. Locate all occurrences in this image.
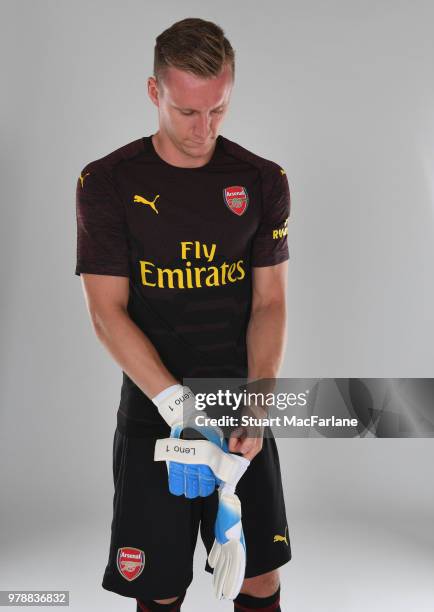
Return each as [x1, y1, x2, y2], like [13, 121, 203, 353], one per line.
[228, 261, 288, 459]
[247, 260, 288, 381]
[79, 273, 178, 398]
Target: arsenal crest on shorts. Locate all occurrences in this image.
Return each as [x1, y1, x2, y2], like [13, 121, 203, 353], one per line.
[223, 185, 249, 216]
[117, 546, 145, 581]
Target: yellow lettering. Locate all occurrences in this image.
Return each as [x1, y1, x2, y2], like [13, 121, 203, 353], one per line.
[220, 262, 229, 285]
[157, 267, 184, 289]
[185, 261, 193, 288]
[139, 257, 247, 289]
[194, 267, 208, 288]
[203, 243, 217, 263]
[227, 263, 237, 282]
[205, 267, 220, 287]
[272, 226, 288, 239]
[140, 261, 156, 287]
[180, 242, 194, 259]
[236, 260, 245, 280]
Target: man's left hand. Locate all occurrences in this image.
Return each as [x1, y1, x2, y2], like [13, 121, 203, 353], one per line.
[227, 401, 268, 461]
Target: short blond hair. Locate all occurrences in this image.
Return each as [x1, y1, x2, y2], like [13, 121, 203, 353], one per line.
[154, 17, 235, 82]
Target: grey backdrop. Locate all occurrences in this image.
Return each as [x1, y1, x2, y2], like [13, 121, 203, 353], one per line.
[1, 1, 433, 610]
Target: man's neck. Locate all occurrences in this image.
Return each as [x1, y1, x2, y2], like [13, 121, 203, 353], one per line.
[152, 131, 217, 168]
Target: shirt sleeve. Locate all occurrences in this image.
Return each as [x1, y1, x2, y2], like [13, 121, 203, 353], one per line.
[250, 163, 290, 267]
[75, 164, 130, 277]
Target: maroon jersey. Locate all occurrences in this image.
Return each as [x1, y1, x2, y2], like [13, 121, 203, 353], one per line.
[75, 134, 290, 433]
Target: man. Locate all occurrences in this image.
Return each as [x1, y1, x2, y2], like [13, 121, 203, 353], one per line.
[75, 17, 291, 612]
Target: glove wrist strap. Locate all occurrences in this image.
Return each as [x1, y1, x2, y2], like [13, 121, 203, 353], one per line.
[152, 384, 197, 428]
[154, 437, 250, 487]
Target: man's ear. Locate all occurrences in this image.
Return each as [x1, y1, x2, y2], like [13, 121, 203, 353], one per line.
[147, 76, 160, 107]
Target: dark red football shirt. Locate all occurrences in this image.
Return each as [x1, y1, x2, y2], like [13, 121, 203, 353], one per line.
[75, 134, 290, 434]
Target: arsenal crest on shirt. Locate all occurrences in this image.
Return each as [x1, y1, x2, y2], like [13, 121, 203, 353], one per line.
[223, 185, 249, 216]
[117, 546, 145, 581]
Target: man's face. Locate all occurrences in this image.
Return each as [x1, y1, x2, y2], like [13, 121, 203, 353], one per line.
[148, 63, 233, 159]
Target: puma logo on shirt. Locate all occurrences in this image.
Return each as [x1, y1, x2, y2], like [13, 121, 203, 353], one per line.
[133, 194, 160, 214]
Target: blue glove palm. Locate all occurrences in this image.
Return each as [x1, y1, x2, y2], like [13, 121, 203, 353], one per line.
[167, 421, 228, 498]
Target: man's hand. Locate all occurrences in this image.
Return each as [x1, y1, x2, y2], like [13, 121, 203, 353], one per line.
[228, 400, 268, 461]
[228, 378, 278, 460]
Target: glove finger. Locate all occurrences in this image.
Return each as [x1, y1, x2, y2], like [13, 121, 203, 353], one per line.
[207, 539, 221, 569]
[224, 540, 246, 600]
[214, 549, 230, 601]
[198, 465, 216, 497]
[168, 462, 185, 496]
[222, 548, 233, 600]
[213, 551, 225, 600]
[233, 548, 247, 600]
[185, 465, 200, 498]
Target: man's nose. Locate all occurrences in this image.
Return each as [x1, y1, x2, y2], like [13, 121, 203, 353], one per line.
[194, 113, 211, 139]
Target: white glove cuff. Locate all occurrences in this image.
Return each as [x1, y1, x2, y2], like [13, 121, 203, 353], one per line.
[223, 453, 250, 490]
[152, 384, 182, 405]
[152, 384, 197, 428]
[154, 437, 250, 486]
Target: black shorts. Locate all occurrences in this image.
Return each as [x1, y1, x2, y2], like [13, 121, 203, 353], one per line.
[102, 425, 292, 601]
